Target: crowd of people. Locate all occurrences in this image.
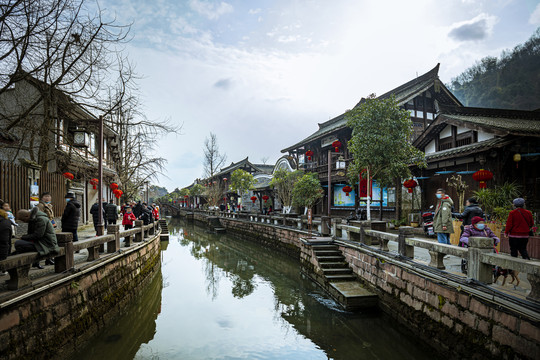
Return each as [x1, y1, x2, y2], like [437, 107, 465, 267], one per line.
[432, 188, 535, 282]
[0, 192, 160, 271]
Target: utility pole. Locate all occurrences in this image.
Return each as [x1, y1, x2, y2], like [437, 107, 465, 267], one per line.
[97, 115, 104, 235]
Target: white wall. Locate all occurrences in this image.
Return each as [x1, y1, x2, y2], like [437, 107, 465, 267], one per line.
[439, 125, 452, 138]
[425, 140, 436, 154]
[478, 131, 495, 142]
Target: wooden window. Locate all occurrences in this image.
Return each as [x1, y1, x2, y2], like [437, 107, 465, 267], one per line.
[438, 136, 452, 151]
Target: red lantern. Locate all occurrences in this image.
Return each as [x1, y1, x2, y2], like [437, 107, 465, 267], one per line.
[223, 178, 228, 182]
[342, 185, 353, 196]
[63, 172, 74, 180]
[305, 150, 314, 161]
[184, 195, 189, 198]
[332, 140, 342, 152]
[250, 196, 257, 203]
[89, 178, 99, 190]
[262, 195, 269, 203]
[472, 169, 493, 189]
[113, 189, 123, 199]
[403, 179, 418, 193]
[110, 182, 119, 190]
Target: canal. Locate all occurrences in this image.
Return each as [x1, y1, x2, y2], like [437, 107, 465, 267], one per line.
[73, 219, 437, 360]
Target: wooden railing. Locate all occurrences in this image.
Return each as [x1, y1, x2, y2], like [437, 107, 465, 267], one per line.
[0, 220, 159, 290]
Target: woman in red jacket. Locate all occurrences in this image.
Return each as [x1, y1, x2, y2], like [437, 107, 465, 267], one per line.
[504, 198, 534, 260]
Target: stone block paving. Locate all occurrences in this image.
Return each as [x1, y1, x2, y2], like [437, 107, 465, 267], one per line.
[386, 234, 531, 301]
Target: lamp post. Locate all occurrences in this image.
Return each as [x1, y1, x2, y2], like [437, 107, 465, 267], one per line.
[73, 115, 105, 235]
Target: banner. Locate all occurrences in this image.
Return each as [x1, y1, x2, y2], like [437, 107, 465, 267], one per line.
[333, 184, 356, 207]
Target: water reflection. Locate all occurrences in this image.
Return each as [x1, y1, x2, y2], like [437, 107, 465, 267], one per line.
[75, 219, 437, 360]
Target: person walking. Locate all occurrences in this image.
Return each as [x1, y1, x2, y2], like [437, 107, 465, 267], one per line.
[15, 208, 59, 268]
[0, 208, 12, 261]
[90, 199, 106, 235]
[105, 200, 118, 225]
[37, 192, 56, 228]
[122, 206, 136, 230]
[504, 198, 535, 260]
[61, 192, 81, 243]
[433, 188, 454, 244]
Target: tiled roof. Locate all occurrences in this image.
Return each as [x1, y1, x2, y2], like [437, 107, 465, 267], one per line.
[213, 157, 264, 178]
[281, 64, 459, 153]
[424, 137, 509, 161]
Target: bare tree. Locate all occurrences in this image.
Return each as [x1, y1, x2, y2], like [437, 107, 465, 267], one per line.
[260, 156, 269, 165]
[203, 132, 226, 178]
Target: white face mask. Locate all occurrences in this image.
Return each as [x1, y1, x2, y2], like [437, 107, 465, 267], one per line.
[66, 198, 71, 202]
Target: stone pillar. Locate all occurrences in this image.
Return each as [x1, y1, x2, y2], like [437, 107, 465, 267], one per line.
[135, 220, 144, 242]
[321, 216, 331, 236]
[467, 237, 494, 284]
[429, 250, 445, 269]
[7, 263, 32, 290]
[526, 274, 540, 303]
[124, 231, 132, 247]
[55, 232, 74, 273]
[398, 226, 414, 258]
[87, 246, 100, 261]
[149, 221, 155, 236]
[107, 224, 120, 253]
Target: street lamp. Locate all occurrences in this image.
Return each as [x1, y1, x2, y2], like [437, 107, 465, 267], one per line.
[336, 155, 346, 170]
[72, 116, 105, 235]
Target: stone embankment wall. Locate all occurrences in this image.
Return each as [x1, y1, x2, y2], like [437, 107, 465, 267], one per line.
[0, 234, 161, 360]
[193, 213, 539, 360]
[338, 245, 539, 360]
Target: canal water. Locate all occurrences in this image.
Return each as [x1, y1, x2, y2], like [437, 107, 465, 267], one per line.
[74, 219, 437, 360]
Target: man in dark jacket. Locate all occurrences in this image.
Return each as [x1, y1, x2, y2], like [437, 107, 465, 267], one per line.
[139, 204, 152, 225]
[133, 201, 143, 218]
[15, 208, 59, 268]
[90, 199, 106, 234]
[61, 192, 81, 242]
[460, 197, 483, 230]
[105, 200, 118, 225]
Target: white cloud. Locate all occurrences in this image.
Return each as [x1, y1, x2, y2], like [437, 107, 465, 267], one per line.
[448, 13, 498, 41]
[188, 0, 233, 20]
[249, 8, 262, 15]
[530, 3, 540, 25]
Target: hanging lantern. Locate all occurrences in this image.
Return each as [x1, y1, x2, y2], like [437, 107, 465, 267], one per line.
[89, 178, 99, 190]
[513, 153, 521, 169]
[110, 182, 119, 190]
[223, 178, 228, 182]
[403, 179, 418, 193]
[113, 189, 123, 199]
[472, 169, 493, 189]
[62, 172, 74, 180]
[250, 196, 257, 203]
[342, 185, 353, 196]
[262, 195, 269, 203]
[305, 150, 314, 161]
[332, 140, 342, 152]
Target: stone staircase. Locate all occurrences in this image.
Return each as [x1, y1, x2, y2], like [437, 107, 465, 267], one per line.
[312, 244, 356, 282]
[159, 219, 169, 240]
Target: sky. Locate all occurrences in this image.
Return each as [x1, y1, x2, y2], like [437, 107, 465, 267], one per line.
[98, 0, 540, 192]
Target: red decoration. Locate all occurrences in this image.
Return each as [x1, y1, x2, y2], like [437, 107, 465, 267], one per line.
[305, 150, 314, 161]
[250, 196, 257, 203]
[89, 178, 99, 190]
[184, 195, 189, 198]
[332, 140, 342, 152]
[110, 182, 119, 190]
[223, 197, 227, 201]
[342, 185, 353, 196]
[472, 169, 493, 189]
[63, 172, 74, 180]
[403, 179, 418, 193]
[223, 178, 228, 182]
[113, 189, 123, 199]
[358, 172, 372, 198]
[262, 195, 269, 203]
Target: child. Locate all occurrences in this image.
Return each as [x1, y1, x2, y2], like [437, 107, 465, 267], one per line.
[122, 206, 136, 230]
[1, 202, 18, 232]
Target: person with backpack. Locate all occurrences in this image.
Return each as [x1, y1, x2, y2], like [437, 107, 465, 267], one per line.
[504, 198, 535, 260]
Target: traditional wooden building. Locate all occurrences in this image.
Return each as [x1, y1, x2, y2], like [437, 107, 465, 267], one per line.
[412, 105, 540, 212]
[281, 64, 462, 217]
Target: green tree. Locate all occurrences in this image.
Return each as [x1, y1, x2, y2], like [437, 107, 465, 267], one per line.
[346, 94, 425, 220]
[270, 169, 303, 213]
[230, 169, 255, 201]
[292, 173, 324, 212]
[190, 184, 204, 197]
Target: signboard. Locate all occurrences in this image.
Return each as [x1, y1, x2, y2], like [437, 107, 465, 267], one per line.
[333, 184, 356, 207]
[30, 183, 39, 208]
[359, 180, 388, 207]
[307, 208, 312, 225]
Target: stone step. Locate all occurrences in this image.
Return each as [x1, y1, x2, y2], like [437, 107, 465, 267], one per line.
[311, 244, 339, 250]
[323, 268, 353, 275]
[325, 274, 356, 282]
[330, 281, 378, 309]
[319, 261, 349, 269]
[316, 255, 345, 262]
[314, 250, 342, 256]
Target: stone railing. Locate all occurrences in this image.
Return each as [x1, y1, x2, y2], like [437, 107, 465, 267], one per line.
[334, 223, 540, 303]
[0, 220, 158, 290]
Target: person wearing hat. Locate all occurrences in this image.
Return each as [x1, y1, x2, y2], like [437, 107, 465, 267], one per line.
[15, 207, 59, 268]
[61, 192, 81, 242]
[504, 198, 535, 260]
[459, 216, 500, 247]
